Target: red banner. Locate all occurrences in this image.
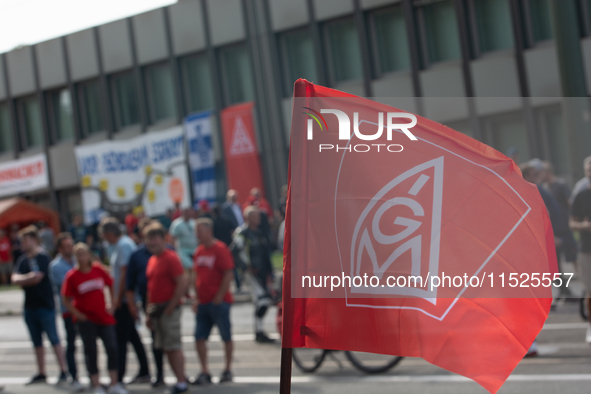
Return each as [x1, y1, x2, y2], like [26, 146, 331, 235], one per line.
[220, 102, 265, 205]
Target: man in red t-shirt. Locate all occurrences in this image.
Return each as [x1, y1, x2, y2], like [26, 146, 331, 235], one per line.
[191, 218, 234, 385]
[144, 223, 188, 394]
[0, 228, 13, 285]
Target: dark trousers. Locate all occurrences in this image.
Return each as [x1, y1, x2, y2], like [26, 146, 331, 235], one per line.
[63, 316, 78, 380]
[115, 303, 149, 382]
[78, 321, 118, 375]
[151, 329, 164, 381]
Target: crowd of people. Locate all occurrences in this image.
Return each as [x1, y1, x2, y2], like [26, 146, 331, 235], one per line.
[7, 187, 287, 394]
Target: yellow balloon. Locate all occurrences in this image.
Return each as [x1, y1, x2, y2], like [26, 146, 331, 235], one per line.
[81, 175, 91, 188]
[99, 179, 109, 191]
[155, 175, 163, 185]
[145, 165, 152, 175]
[117, 187, 126, 198]
[148, 190, 156, 202]
[134, 183, 143, 194]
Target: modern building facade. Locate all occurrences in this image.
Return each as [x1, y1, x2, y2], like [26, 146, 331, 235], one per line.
[0, 0, 591, 225]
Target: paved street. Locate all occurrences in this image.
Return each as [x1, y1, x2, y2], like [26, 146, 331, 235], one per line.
[0, 290, 589, 394]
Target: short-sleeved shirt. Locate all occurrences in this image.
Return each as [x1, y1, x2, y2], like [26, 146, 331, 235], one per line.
[126, 245, 152, 304]
[109, 235, 136, 302]
[169, 218, 197, 251]
[14, 252, 55, 310]
[146, 249, 184, 304]
[0, 236, 11, 262]
[193, 240, 234, 304]
[49, 255, 76, 316]
[63, 263, 115, 325]
[572, 188, 591, 253]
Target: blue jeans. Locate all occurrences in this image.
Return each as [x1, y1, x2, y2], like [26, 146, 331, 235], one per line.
[24, 308, 60, 348]
[195, 302, 232, 342]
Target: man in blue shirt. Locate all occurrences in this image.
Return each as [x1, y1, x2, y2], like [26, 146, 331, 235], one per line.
[100, 217, 150, 384]
[49, 233, 82, 392]
[126, 219, 164, 387]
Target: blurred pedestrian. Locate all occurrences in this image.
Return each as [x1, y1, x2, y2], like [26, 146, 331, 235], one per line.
[49, 233, 83, 392]
[231, 207, 275, 343]
[10, 224, 22, 263]
[169, 208, 197, 272]
[38, 221, 55, 256]
[11, 225, 68, 385]
[197, 199, 212, 219]
[221, 190, 244, 229]
[62, 243, 127, 394]
[191, 218, 234, 385]
[0, 228, 12, 285]
[144, 223, 189, 394]
[125, 218, 165, 388]
[68, 215, 87, 244]
[569, 156, 591, 344]
[99, 218, 150, 384]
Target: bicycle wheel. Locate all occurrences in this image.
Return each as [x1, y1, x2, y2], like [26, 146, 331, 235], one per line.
[345, 351, 403, 374]
[581, 297, 589, 321]
[292, 348, 327, 373]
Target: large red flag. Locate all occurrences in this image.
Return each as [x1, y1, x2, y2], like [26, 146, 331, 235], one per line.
[220, 102, 265, 205]
[282, 80, 557, 393]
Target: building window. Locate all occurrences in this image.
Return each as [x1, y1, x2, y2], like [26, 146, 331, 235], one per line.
[110, 71, 139, 130]
[144, 62, 177, 124]
[77, 79, 104, 137]
[47, 88, 74, 142]
[486, 113, 530, 163]
[417, 0, 461, 65]
[17, 96, 43, 149]
[219, 44, 255, 105]
[0, 103, 13, 153]
[538, 107, 569, 177]
[526, 0, 553, 44]
[324, 18, 363, 83]
[279, 28, 318, 95]
[471, 0, 514, 53]
[370, 6, 411, 76]
[180, 53, 215, 113]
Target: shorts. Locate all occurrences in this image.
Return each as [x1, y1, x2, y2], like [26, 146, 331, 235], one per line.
[195, 302, 232, 342]
[24, 308, 60, 347]
[179, 249, 194, 270]
[579, 252, 591, 291]
[0, 262, 13, 275]
[152, 306, 182, 351]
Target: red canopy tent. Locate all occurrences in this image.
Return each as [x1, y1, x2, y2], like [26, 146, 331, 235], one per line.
[0, 198, 60, 233]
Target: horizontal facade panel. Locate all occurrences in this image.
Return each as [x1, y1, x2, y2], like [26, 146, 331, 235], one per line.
[361, 0, 400, 10]
[169, 0, 207, 55]
[99, 19, 133, 73]
[471, 52, 520, 97]
[133, 8, 168, 65]
[113, 125, 142, 140]
[207, 0, 246, 46]
[269, 0, 309, 31]
[36, 38, 67, 89]
[313, 0, 354, 21]
[6, 46, 36, 96]
[67, 29, 100, 81]
[334, 80, 365, 96]
[49, 141, 79, 189]
[371, 72, 414, 97]
[475, 96, 522, 117]
[0, 152, 15, 164]
[525, 44, 561, 97]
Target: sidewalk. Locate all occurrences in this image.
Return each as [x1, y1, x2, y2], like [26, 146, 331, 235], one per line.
[0, 288, 23, 316]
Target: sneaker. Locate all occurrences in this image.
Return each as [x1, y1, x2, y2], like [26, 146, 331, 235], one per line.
[191, 372, 212, 386]
[107, 383, 128, 394]
[255, 331, 276, 343]
[586, 326, 591, 344]
[93, 386, 106, 394]
[56, 371, 68, 386]
[169, 383, 188, 394]
[152, 378, 166, 388]
[71, 380, 84, 392]
[219, 370, 233, 383]
[25, 374, 47, 385]
[129, 374, 151, 384]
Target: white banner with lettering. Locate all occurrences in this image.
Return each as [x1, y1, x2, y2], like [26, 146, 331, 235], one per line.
[0, 154, 49, 198]
[74, 127, 191, 224]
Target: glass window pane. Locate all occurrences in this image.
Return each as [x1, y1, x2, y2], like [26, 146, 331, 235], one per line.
[474, 0, 514, 52]
[145, 63, 176, 123]
[490, 115, 530, 163]
[21, 97, 43, 148]
[181, 54, 215, 113]
[374, 7, 411, 73]
[219, 45, 255, 105]
[0, 103, 13, 152]
[281, 29, 317, 90]
[326, 19, 363, 82]
[79, 80, 104, 135]
[422, 0, 461, 63]
[50, 89, 74, 141]
[112, 72, 139, 129]
[530, 0, 553, 42]
[542, 108, 569, 176]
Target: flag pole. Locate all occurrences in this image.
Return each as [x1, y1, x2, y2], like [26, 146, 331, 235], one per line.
[279, 347, 293, 394]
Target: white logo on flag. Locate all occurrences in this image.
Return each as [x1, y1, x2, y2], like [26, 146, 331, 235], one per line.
[350, 157, 444, 303]
[229, 117, 256, 156]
